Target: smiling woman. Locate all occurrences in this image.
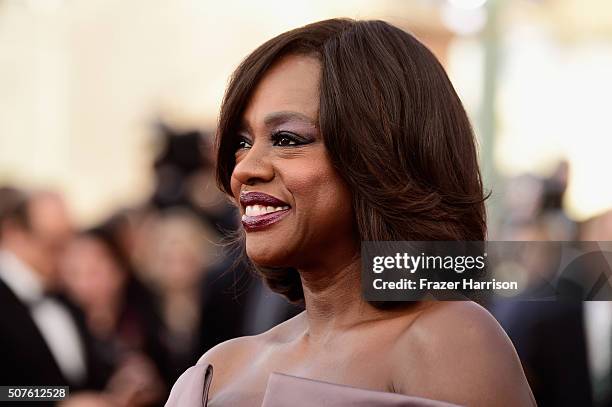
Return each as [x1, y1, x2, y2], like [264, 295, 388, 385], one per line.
[166, 18, 536, 407]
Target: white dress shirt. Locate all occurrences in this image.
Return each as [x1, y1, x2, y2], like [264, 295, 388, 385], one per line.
[584, 301, 612, 403]
[0, 250, 87, 384]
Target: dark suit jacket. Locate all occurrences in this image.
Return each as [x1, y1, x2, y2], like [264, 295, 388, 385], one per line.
[0, 278, 111, 405]
[489, 301, 593, 407]
[197, 260, 303, 356]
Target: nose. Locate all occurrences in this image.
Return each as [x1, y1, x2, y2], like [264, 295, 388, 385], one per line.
[232, 143, 274, 187]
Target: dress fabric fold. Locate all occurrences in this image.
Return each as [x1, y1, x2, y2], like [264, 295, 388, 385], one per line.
[165, 363, 462, 407]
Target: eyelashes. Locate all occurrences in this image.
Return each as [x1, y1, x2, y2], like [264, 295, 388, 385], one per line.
[235, 131, 313, 152]
[236, 136, 251, 150]
[271, 131, 308, 147]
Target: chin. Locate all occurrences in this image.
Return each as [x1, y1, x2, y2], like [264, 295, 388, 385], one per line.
[245, 237, 293, 268]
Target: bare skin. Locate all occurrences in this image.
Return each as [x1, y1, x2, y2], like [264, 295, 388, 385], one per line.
[199, 54, 536, 406]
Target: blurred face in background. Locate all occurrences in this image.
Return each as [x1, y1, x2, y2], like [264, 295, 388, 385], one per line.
[3, 193, 74, 286]
[59, 236, 126, 312]
[139, 211, 211, 293]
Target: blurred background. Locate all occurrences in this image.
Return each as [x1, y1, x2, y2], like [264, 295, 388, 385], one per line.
[1, 0, 612, 406]
[2, 0, 612, 224]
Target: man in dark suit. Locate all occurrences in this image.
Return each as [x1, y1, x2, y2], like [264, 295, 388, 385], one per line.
[490, 301, 593, 407]
[0, 187, 109, 394]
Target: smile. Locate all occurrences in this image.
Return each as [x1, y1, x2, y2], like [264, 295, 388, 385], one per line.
[245, 205, 289, 216]
[240, 192, 291, 232]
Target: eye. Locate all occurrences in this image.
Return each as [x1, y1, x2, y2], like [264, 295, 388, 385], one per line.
[272, 131, 300, 147]
[236, 137, 252, 151]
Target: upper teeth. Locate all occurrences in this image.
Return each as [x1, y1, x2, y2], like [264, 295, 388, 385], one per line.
[245, 205, 289, 216]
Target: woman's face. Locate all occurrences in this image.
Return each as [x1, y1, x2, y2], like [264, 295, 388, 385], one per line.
[59, 236, 125, 309]
[230, 54, 356, 268]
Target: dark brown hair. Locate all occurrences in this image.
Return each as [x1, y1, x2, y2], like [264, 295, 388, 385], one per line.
[0, 186, 30, 240]
[216, 19, 487, 302]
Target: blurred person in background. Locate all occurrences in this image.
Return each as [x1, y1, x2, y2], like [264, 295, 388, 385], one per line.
[0, 186, 109, 393]
[135, 208, 218, 380]
[97, 206, 159, 274]
[59, 225, 170, 406]
[496, 161, 576, 242]
[150, 123, 238, 235]
[488, 218, 591, 407]
[577, 210, 612, 407]
[196, 251, 304, 356]
[493, 210, 612, 407]
[488, 162, 612, 407]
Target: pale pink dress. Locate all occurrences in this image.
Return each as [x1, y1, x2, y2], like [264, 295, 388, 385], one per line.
[165, 364, 462, 407]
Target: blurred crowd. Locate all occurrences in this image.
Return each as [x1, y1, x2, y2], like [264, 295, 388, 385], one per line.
[0, 126, 301, 407]
[3, 127, 612, 407]
[488, 161, 612, 407]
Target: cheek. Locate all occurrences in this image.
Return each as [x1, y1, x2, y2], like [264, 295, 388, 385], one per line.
[288, 159, 353, 229]
[320, 174, 353, 227]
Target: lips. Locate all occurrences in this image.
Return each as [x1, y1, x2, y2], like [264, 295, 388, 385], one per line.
[239, 191, 291, 232]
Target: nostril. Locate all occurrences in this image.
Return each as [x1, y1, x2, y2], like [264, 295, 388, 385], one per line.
[232, 149, 275, 186]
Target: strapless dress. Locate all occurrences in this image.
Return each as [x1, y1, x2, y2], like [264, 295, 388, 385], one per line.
[165, 363, 462, 406]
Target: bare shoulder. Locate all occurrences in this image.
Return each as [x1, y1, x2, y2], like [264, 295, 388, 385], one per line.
[400, 301, 508, 348]
[197, 335, 261, 368]
[391, 301, 535, 407]
[196, 311, 307, 392]
[194, 335, 261, 393]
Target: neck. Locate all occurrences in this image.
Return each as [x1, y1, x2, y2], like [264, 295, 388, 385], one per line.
[298, 249, 384, 342]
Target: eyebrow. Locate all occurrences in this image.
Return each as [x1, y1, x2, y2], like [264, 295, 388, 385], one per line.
[264, 111, 317, 127]
[239, 111, 318, 133]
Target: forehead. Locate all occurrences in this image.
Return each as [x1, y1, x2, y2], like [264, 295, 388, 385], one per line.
[242, 54, 321, 128]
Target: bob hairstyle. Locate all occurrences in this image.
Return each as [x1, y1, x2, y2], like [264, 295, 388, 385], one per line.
[216, 18, 487, 303]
